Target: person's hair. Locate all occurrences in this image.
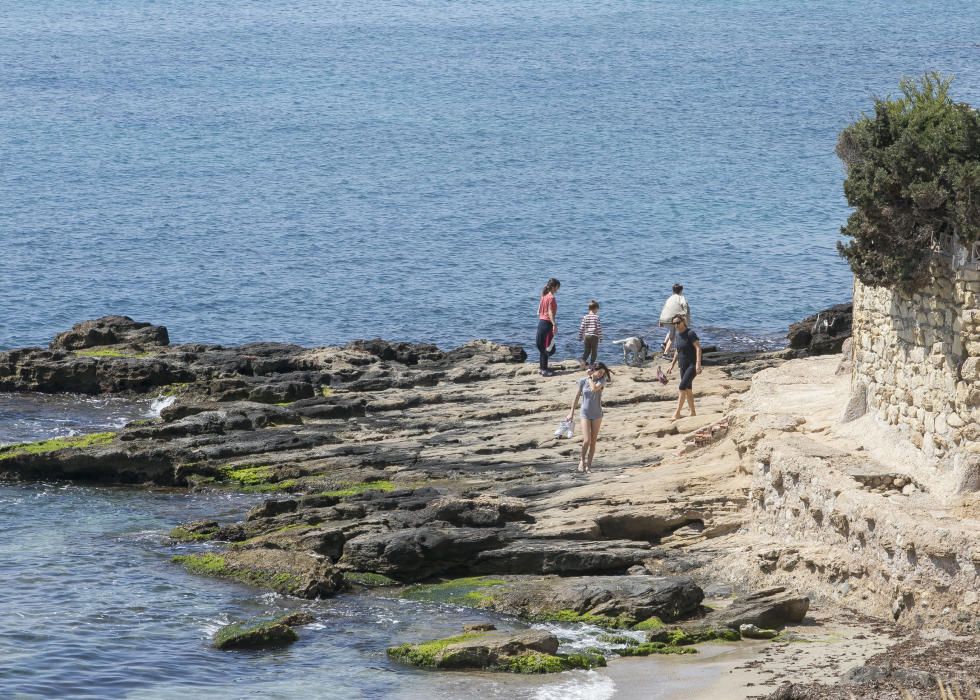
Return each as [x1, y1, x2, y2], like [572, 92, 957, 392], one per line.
[592, 362, 613, 383]
[672, 314, 686, 325]
[541, 278, 561, 296]
[587, 299, 600, 312]
[672, 283, 683, 294]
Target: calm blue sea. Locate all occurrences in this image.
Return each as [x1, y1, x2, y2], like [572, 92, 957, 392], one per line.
[4, 0, 979, 356]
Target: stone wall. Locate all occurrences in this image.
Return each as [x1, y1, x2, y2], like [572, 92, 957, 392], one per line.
[746, 435, 980, 632]
[851, 260, 980, 494]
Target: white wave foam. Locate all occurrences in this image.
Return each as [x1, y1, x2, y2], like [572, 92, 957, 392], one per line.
[148, 396, 176, 417]
[532, 670, 616, 700]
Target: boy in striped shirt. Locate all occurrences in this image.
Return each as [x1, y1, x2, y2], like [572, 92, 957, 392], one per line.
[578, 300, 603, 368]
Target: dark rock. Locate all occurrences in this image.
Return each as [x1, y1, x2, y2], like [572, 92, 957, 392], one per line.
[292, 396, 367, 419]
[445, 340, 528, 364]
[345, 339, 444, 365]
[595, 511, 702, 542]
[248, 381, 316, 404]
[50, 316, 170, 350]
[709, 587, 809, 630]
[175, 548, 345, 599]
[480, 575, 704, 624]
[841, 664, 935, 688]
[340, 527, 505, 580]
[786, 303, 852, 355]
[426, 495, 530, 528]
[387, 629, 568, 671]
[213, 619, 298, 650]
[278, 611, 316, 627]
[471, 539, 654, 577]
[463, 623, 497, 632]
[247, 499, 299, 520]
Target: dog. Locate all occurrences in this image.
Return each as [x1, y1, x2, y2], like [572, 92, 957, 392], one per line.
[612, 336, 650, 366]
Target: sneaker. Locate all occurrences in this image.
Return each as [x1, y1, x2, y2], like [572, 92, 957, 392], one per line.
[540, 370, 555, 377]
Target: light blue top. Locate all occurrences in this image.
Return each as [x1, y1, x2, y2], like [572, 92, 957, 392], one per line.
[578, 377, 606, 420]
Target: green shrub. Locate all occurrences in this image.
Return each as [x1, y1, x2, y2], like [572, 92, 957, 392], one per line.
[837, 73, 980, 291]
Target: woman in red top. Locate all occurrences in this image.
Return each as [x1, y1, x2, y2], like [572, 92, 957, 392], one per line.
[536, 278, 560, 376]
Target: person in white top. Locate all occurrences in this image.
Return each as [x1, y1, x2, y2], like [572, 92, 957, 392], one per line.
[659, 283, 690, 357]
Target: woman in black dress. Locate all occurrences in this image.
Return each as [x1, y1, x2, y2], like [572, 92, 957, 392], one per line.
[666, 314, 702, 420]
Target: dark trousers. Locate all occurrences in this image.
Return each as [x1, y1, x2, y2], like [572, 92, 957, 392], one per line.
[679, 362, 696, 391]
[582, 335, 599, 365]
[536, 319, 553, 371]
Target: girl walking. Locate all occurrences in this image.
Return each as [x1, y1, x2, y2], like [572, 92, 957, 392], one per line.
[566, 362, 612, 472]
[666, 314, 702, 420]
[577, 300, 602, 368]
[536, 278, 560, 376]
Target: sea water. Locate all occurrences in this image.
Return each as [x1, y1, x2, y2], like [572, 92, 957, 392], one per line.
[3, 1, 979, 357]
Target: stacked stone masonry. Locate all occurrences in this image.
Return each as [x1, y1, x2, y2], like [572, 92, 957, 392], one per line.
[852, 261, 980, 493]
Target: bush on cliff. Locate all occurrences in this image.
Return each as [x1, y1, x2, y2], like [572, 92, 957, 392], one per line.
[836, 73, 980, 292]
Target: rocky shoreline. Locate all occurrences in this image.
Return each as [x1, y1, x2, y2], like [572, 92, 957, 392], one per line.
[3, 311, 976, 697]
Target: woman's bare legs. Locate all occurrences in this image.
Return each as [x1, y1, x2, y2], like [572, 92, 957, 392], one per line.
[578, 417, 592, 471]
[673, 390, 696, 419]
[672, 392, 685, 420]
[585, 417, 602, 471]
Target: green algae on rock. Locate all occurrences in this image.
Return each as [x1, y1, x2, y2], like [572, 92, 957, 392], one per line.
[631, 616, 665, 631]
[0, 432, 116, 461]
[616, 642, 699, 656]
[526, 609, 637, 629]
[213, 619, 299, 650]
[401, 576, 507, 605]
[386, 628, 605, 673]
[343, 572, 399, 588]
[168, 520, 220, 542]
[172, 548, 344, 599]
[596, 633, 640, 646]
[318, 480, 396, 499]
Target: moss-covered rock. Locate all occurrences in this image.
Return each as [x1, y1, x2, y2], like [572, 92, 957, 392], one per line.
[344, 572, 399, 588]
[213, 619, 299, 650]
[597, 633, 640, 647]
[648, 625, 740, 645]
[172, 548, 344, 598]
[631, 616, 665, 631]
[0, 432, 116, 461]
[401, 576, 507, 606]
[386, 629, 604, 673]
[616, 642, 698, 656]
[168, 520, 220, 542]
[498, 650, 606, 673]
[527, 609, 636, 629]
[318, 480, 395, 499]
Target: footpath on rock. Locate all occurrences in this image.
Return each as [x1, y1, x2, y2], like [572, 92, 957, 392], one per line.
[2, 314, 976, 698]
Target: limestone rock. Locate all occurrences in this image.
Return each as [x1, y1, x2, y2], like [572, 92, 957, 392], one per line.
[709, 587, 809, 630]
[739, 623, 778, 639]
[477, 575, 704, 624]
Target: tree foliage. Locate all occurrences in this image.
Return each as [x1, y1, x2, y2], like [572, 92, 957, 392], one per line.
[837, 73, 980, 291]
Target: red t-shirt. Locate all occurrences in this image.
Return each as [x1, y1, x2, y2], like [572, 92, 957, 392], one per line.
[538, 293, 557, 321]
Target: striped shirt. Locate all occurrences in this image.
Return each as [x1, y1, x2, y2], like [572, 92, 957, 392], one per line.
[578, 312, 602, 340]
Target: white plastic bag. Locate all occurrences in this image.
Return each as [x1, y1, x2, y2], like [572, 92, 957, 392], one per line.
[554, 418, 574, 439]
